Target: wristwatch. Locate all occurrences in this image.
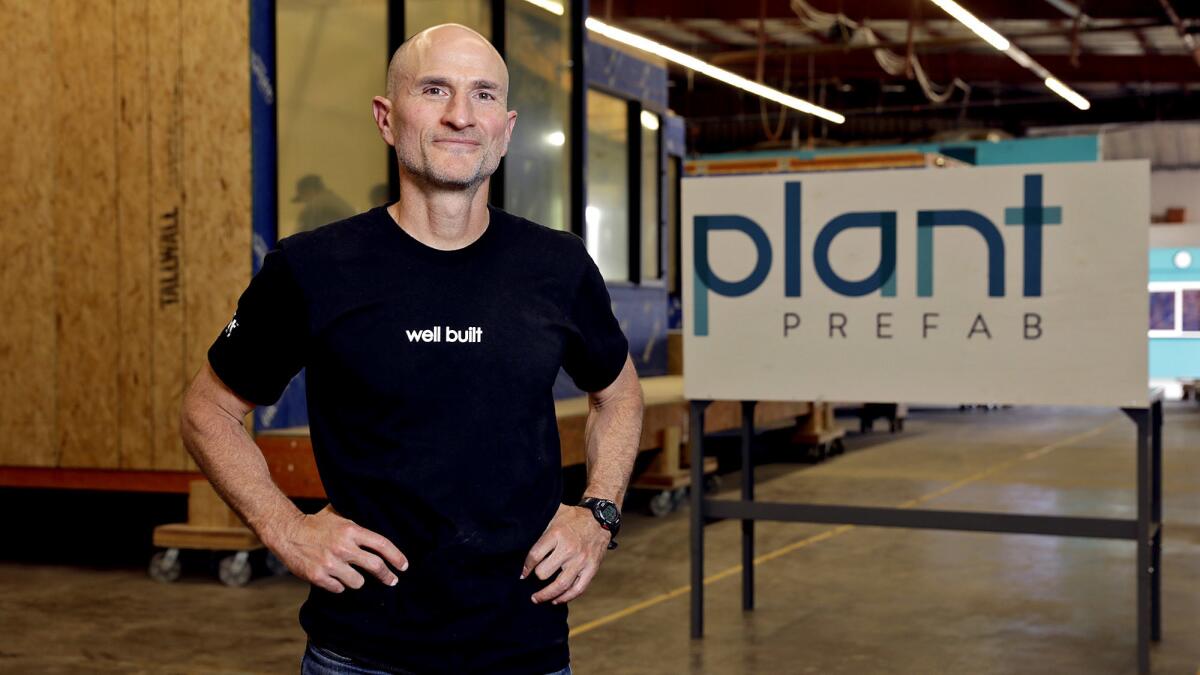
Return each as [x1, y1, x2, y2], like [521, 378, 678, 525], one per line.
[578, 497, 621, 550]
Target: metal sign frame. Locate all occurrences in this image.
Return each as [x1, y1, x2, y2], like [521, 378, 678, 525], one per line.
[688, 396, 1164, 674]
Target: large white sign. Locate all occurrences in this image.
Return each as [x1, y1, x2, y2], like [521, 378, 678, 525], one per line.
[682, 161, 1150, 407]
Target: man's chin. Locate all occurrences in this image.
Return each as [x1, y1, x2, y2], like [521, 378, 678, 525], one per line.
[424, 170, 487, 191]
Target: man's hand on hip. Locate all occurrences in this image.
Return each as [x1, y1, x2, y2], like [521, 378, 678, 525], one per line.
[268, 503, 410, 593]
[522, 503, 612, 605]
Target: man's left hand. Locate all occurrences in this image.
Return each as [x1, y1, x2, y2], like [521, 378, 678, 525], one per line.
[522, 503, 612, 605]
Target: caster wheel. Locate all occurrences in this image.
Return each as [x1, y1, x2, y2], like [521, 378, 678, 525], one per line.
[648, 490, 675, 518]
[671, 487, 688, 506]
[218, 551, 253, 587]
[264, 550, 290, 577]
[830, 439, 846, 456]
[703, 474, 721, 495]
[149, 549, 182, 583]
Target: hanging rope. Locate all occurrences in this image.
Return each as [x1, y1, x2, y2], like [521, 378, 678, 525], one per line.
[758, 0, 788, 142]
[788, 0, 970, 104]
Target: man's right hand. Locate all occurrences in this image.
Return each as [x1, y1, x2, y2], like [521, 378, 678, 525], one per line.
[268, 503, 410, 593]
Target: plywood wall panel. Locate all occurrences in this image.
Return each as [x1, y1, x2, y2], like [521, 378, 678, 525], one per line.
[115, 0, 154, 469]
[147, 0, 188, 471]
[179, 0, 252, 471]
[0, 2, 57, 467]
[0, 0, 251, 477]
[52, 1, 121, 469]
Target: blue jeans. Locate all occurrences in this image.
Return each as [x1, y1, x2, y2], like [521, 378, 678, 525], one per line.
[301, 641, 573, 675]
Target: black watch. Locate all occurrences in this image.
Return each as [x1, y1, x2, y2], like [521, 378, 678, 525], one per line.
[578, 497, 621, 550]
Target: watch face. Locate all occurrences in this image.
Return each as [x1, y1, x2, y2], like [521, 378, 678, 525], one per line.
[599, 503, 618, 522]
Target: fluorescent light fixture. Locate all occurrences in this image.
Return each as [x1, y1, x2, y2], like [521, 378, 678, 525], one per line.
[1174, 250, 1193, 270]
[521, 1, 842, 123]
[522, 0, 564, 16]
[1043, 77, 1091, 110]
[639, 110, 660, 130]
[927, 0, 1090, 111]
[585, 17, 844, 124]
[546, 130, 566, 146]
[928, 0, 1009, 50]
[1002, 44, 1034, 70]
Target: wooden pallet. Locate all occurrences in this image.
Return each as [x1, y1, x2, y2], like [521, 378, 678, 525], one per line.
[151, 480, 261, 552]
[631, 426, 718, 490]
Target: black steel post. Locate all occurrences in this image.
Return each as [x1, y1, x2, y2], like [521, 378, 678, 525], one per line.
[1133, 407, 1150, 675]
[1151, 399, 1163, 642]
[386, 0, 404, 203]
[690, 400, 709, 638]
[568, 0, 587, 239]
[741, 400, 757, 611]
[489, 0, 506, 209]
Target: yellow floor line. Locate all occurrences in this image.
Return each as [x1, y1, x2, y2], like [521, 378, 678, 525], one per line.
[570, 418, 1121, 638]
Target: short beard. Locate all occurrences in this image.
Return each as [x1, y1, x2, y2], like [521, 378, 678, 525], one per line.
[396, 142, 500, 192]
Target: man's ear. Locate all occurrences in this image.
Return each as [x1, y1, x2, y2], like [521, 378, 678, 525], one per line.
[500, 109, 517, 157]
[372, 96, 396, 147]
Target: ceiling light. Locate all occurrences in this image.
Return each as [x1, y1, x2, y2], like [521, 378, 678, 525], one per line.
[1043, 77, 1090, 110]
[521, 0, 843, 123]
[522, 0, 564, 16]
[546, 130, 566, 146]
[928, 0, 1009, 50]
[926, 1, 1090, 111]
[585, 17, 844, 124]
[639, 110, 660, 130]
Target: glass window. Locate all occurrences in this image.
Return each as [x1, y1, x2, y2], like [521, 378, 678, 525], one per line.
[1149, 291, 1175, 331]
[586, 89, 630, 281]
[640, 111, 661, 281]
[1183, 290, 1200, 332]
[504, 0, 571, 231]
[405, 0, 490, 39]
[276, 0, 389, 238]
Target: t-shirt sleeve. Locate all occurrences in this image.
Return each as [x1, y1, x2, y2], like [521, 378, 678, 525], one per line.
[207, 249, 310, 406]
[562, 246, 630, 393]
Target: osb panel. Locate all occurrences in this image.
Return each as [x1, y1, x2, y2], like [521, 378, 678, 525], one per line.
[0, 0, 250, 476]
[0, 2, 56, 467]
[178, 0, 252, 471]
[115, 0, 154, 469]
[147, 0, 188, 470]
[52, 1, 121, 468]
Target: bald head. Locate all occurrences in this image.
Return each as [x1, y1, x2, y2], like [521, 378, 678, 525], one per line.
[385, 24, 509, 103]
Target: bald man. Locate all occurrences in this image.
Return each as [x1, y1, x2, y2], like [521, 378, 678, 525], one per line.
[181, 23, 643, 675]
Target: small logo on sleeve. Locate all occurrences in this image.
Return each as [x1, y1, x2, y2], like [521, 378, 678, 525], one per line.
[223, 315, 239, 338]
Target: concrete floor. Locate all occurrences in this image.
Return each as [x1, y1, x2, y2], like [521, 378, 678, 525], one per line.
[1, 404, 1197, 674]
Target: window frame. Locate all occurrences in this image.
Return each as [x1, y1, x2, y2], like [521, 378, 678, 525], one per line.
[1148, 281, 1200, 338]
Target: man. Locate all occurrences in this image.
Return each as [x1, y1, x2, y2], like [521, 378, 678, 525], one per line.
[180, 24, 644, 675]
[291, 174, 355, 234]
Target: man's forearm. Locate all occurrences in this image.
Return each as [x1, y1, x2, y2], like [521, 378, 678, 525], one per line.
[180, 402, 301, 547]
[581, 387, 643, 509]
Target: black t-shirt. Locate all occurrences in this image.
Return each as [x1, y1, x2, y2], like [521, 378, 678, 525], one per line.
[208, 204, 629, 675]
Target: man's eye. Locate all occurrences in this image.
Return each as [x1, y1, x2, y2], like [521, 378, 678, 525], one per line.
[478, 91, 495, 101]
[425, 87, 445, 96]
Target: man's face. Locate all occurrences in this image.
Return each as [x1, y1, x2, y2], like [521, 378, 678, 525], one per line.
[386, 31, 517, 190]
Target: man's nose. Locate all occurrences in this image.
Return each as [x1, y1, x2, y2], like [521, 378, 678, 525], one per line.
[441, 93, 475, 130]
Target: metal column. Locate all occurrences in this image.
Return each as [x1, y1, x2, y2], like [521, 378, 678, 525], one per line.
[741, 400, 757, 611]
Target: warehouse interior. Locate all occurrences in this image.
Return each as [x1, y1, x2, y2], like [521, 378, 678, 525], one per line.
[1, 0, 1198, 673]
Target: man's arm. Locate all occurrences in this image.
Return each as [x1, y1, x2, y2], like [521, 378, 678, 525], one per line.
[180, 362, 410, 592]
[523, 353, 643, 605]
[579, 353, 644, 508]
